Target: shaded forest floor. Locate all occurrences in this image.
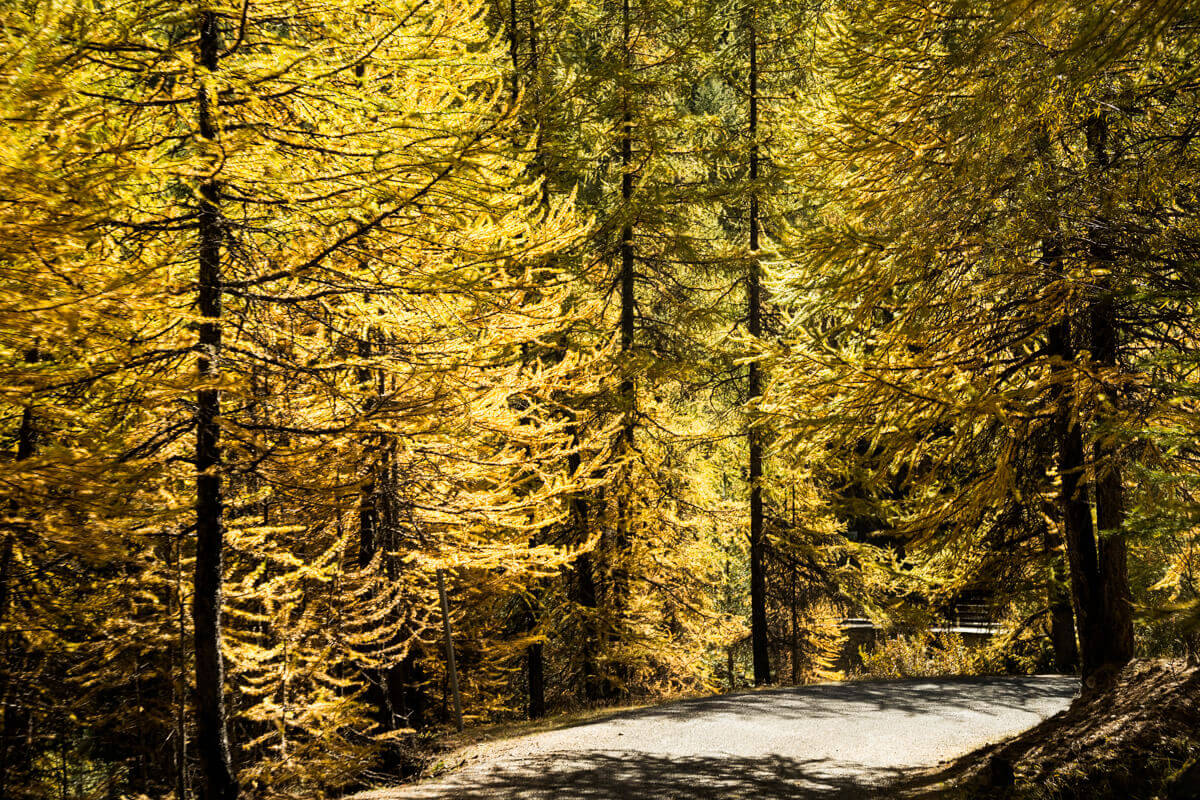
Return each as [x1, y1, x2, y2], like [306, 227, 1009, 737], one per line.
[899, 660, 1200, 800]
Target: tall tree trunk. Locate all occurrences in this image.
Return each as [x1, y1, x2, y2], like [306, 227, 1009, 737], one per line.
[15, 353, 38, 464]
[746, 5, 770, 687]
[1089, 292, 1134, 669]
[512, 3, 550, 718]
[1049, 311, 1111, 683]
[618, 0, 635, 449]
[607, 0, 636, 698]
[1085, 112, 1135, 672]
[193, 11, 238, 800]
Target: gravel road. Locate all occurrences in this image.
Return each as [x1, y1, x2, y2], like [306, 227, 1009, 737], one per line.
[360, 676, 1077, 799]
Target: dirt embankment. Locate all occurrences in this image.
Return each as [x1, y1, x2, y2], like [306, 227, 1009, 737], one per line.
[903, 660, 1200, 800]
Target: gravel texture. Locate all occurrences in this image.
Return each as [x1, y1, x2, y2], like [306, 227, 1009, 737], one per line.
[358, 676, 1077, 799]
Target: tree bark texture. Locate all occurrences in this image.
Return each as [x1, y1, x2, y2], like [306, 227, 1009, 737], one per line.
[1084, 110, 1135, 673]
[193, 11, 238, 800]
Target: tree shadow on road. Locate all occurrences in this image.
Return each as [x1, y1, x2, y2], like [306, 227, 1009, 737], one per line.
[371, 677, 1079, 799]
[580, 676, 1078, 726]
[421, 677, 1078, 750]
[415, 750, 907, 799]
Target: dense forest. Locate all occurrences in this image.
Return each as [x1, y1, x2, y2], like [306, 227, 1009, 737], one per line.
[2, 0, 1199, 798]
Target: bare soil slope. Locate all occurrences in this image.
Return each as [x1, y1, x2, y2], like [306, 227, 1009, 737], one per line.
[902, 661, 1200, 800]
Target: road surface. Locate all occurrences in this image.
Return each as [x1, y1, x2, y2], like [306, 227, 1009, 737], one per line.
[360, 676, 1077, 799]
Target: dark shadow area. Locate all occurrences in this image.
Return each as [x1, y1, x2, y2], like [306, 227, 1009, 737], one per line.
[431, 750, 906, 799]
[550, 676, 1078, 730]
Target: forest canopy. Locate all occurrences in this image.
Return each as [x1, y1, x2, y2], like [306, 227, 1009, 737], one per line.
[2, 0, 1199, 798]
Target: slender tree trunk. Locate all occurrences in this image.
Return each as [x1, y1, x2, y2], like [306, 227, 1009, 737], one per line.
[15, 354, 38, 464]
[356, 333, 399, 733]
[175, 532, 190, 800]
[357, 331, 421, 740]
[1042, 515, 1079, 673]
[193, 11, 237, 800]
[356, 334, 380, 571]
[520, 516, 546, 718]
[746, 6, 770, 687]
[0, 347, 40, 798]
[524, 591, 546, 718]
[356, 474, 378, 568]
[0, 535, 10, 637]
[618, 0, 635, 446]
[436, 570, 463, 730]
[606, 0, 636, 698]
[0, 348, 38, 625]
[508, 3, 552, 719]
[790, 567, 801, 684]
[1089, 292, 1134, 668]
[383, 449, 426, 737]
[355, 462, 393, 734]
[568, 440, 601, 702]
[508, 0, 520, 105]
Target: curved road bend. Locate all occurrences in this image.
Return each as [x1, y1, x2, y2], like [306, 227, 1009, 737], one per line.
[358, 676, 1077, 800]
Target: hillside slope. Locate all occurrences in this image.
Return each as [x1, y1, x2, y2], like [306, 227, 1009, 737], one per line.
[903, 661, 1200, 799]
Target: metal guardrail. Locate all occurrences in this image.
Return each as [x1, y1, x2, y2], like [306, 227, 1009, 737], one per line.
[839, 604, 1001, 636]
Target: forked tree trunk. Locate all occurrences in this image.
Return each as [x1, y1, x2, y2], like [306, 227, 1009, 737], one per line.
[1048, 314, 1108, 681]
[1044, 202, 1133, 686]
